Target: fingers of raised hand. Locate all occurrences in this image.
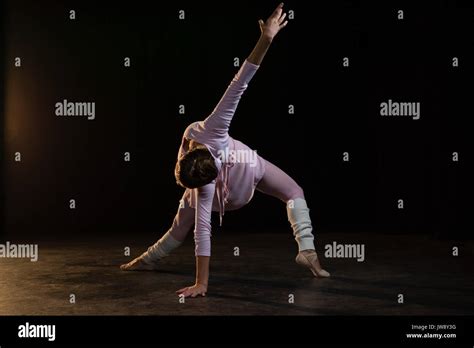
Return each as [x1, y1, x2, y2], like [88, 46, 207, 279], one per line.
[271, 3, 284, 19]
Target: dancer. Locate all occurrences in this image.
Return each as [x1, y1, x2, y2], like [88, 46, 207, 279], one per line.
[121, 3, 330, 298]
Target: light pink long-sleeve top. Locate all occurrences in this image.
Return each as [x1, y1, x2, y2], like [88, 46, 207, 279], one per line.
[178, 60, 266, 256]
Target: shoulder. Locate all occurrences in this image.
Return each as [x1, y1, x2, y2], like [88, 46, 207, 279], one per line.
[183, 121, 201, 138]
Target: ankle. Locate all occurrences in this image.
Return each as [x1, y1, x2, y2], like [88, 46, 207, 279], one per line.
[300, 249, 316, 255]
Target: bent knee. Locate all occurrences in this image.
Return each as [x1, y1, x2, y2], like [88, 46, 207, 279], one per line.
[286, 185, 305, 202]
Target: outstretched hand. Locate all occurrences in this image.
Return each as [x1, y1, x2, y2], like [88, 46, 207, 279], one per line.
[259, 3, 288, 40]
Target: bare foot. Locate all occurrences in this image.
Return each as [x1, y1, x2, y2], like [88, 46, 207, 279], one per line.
[120, 256, 159, 271]
[296, 250, 330, 278]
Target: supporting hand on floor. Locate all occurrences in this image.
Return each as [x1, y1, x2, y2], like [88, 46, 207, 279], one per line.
[176, 283, 208, 298]
[176, 256, 210, 298]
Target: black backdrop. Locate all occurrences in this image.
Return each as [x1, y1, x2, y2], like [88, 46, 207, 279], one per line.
[1, 0, 471, 240]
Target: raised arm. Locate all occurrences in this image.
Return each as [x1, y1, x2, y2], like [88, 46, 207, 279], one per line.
[199, 3, 289, 146]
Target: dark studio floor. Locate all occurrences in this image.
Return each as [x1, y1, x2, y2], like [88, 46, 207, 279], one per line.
[0, 232, 473, 316]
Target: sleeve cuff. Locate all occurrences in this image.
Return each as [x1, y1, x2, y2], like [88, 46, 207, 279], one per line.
[236, 60, 259, 84]
[243, 59, 260, 69]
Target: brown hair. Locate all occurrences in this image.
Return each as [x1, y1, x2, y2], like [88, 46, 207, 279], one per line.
[175, 148, 218, 189]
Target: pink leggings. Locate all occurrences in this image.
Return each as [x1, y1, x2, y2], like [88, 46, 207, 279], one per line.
[168, 158, 305, 242]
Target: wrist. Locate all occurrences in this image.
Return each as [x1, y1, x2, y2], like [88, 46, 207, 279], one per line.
[260, 33, 273, 44]
[196, 281, 208, 288]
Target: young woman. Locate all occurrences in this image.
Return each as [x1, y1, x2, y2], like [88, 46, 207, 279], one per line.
[121, 3, 330, 298]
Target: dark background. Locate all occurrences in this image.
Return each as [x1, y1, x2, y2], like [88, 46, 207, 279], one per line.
[1, 0, 471, 241]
